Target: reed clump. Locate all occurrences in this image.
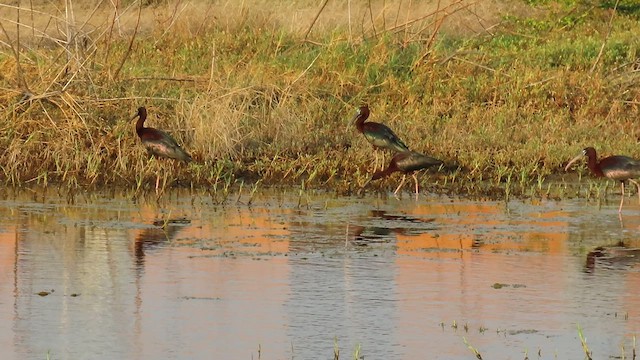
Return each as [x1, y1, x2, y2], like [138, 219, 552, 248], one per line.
[0, 0, 639, 196]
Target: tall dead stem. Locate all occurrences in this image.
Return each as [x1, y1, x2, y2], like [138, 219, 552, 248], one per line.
[112, 0, 141, 81]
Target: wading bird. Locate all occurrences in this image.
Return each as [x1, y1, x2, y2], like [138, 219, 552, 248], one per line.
[133, 106, 192, 192]
[352, 104, 410, 170]
[370, 151, 443, 196]
[565, 147, 640, 213]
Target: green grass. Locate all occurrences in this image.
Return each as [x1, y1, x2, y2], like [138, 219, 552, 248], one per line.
[1, 0, 639, 197]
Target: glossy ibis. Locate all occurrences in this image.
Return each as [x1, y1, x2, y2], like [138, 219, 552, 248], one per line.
[352, 104, 410, 170]
[370, 151, 443, 196]
[133, 107, 192, 162]
[565, 147, 640, 213]
[132, 106, 192, 192]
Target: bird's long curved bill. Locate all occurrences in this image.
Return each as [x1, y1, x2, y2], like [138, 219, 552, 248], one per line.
[564, 154, 584, 172]
[351, 113, 360, 125]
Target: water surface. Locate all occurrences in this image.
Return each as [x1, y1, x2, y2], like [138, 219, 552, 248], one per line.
[1, 188, 639, 359]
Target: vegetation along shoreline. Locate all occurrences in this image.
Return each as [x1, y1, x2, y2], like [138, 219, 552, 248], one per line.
[1, 0, 639, 200]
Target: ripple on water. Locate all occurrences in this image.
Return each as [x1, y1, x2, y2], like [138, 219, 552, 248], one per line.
[0, 189, 639, 359]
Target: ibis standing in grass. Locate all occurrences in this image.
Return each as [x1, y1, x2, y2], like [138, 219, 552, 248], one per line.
[352, 104, 410, 170]
[132, 106, 192, 192]
[370, 150, 443, 196]
[565, 146, 640, 213]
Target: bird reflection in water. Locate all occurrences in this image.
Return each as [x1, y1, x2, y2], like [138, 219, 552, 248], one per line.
[134, 218, 191, 267]
[585, 241, 640, 273]
[347, 224, 397, 245]
[347, 210, 436, 245]
[368, 210, 435, 224]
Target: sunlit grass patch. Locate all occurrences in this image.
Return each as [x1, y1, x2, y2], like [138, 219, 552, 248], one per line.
[0, 0, 639, 197]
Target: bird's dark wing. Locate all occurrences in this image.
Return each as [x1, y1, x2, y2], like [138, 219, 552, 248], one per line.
[600, 155, 640, 181]
[395, 152, 443, 173]
[363, 122, 410, 152]
[141, 128, 192, 162]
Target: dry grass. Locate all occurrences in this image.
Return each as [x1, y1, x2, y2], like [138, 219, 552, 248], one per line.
[0, 0, 639, 197]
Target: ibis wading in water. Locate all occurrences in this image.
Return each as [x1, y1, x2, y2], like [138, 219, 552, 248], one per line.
[370, 151, 443, 196]
[352, 104, 410, 170]
[565, 147, 640, 213]
[132, 106, 192, 192]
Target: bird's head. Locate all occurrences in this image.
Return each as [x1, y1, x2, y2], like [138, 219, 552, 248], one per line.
[565, 147, 595, 172]
[357, 104, 369, 116]
[132, 106, 147, 121]
[352, 104, 370, 125]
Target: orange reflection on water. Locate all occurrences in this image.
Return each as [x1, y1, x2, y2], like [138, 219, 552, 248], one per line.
[390, 201, 576, 356]
[132, 205, 291, 257]
[0, 229, 16, 280]
[4, 190, 640, 359]
[395, 202, 570, 257]
[0, 229, 15, 353]
[130, 205, 292, 359]
[0, 227, 17, 297]
[211, 207, 290, 254]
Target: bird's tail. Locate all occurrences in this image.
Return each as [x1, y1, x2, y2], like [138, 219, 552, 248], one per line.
[392, 140, 410, 153]
[178, 150, 193, 163]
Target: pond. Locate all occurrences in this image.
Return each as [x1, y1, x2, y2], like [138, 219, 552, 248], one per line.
[0, 187, 639, 359]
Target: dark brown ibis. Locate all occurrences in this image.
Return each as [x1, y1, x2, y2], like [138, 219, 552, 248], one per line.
[132, 106, 192, 192]
[133, 107, 192, 162]
[565, 147, 640, 213]
[352, 104, 410, 170]
[370, 151, 443, 196]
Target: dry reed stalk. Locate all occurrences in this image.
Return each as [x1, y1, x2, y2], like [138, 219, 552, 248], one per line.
[153, 0, 188, 46]
[590, 0, 620, 73]
[112, 1, 140, 81]
[0, 4, 30, 95]
[368, 0, 377, 38]
[303, 0, 329, 41]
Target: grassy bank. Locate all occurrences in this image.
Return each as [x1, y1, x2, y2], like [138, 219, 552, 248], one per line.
[1, 0, 639, 197]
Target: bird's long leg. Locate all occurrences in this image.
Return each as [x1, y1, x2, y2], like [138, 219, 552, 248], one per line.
[618, 182, 625, 213]
[158, 172, 168, 198]
[371, 146, 379, 172]
[629, 179, 640, 205]
[412, 173, 420, 199]
[618, 211, 624, 228]
[394, 175, 407, 195]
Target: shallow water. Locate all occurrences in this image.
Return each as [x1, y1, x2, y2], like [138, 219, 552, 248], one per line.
[1, 188, 640, 359]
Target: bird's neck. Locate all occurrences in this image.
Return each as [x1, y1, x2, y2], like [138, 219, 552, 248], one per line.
[371, 164, 398, 180]
[135, 116, 146, 136]
[355, 118, 366, 132]
[587, 156, 604, 177]
[353, 112, 369, 132]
